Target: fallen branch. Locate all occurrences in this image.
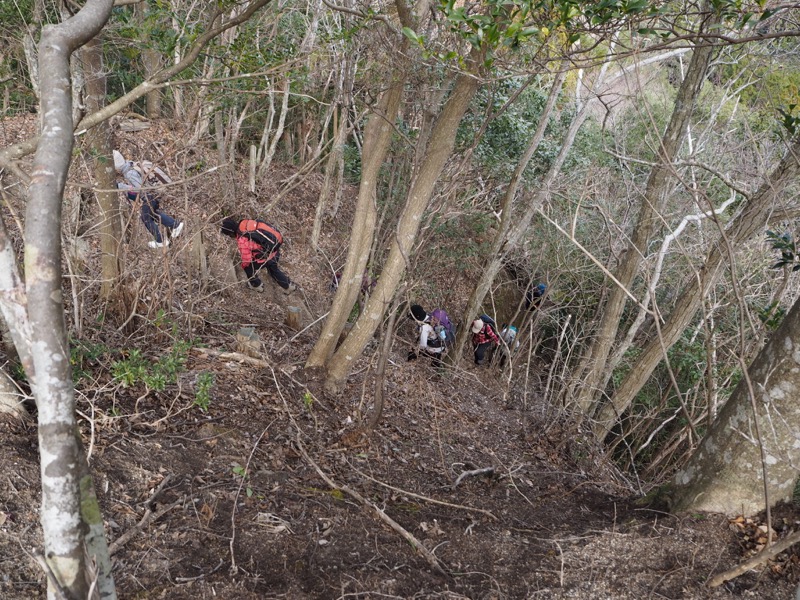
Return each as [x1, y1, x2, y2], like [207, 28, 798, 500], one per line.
[350, 463, 497, 521]
[109, 497, 184, 555]
[295, 435, 449, 577]
[453, 467, 495, 489]
[708, 529, 800, 588]
[192, 347, 270, 368]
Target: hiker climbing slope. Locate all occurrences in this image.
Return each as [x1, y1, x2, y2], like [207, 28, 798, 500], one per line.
[113, 150, 184, 249]
[220, 217, 296, 294]
[471, 315, 499, 366]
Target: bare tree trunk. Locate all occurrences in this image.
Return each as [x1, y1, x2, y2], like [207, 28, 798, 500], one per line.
[594, 136, 800, 437]
[82, 35, 122, 302]
[572, 10, 720, 421]
[305, 83, 404, 368]
[312, 104, 349, 249]
[29, 2, 116, 597]
[305, 0, 427, 369]
[257, 77, 290, 176]
[139, 1, 164, 118]
[671, 290, 800, 516]
[324, 55, 482, 394]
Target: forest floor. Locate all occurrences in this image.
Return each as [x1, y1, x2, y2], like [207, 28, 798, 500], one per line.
[2, 115, 800, 599]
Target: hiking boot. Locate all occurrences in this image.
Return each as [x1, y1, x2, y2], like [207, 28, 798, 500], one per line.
[283, 282, 297, 295]
[148, 240, 169, 249]
[248, 281, 265, 293]
[172, 222, 185, 238]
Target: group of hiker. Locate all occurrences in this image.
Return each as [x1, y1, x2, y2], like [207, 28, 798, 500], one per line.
[113, 148, 546, 367]
[113, 149, 295, 295]
[407, 293, 543, 368]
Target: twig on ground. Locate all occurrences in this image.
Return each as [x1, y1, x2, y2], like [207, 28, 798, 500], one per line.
[139, 474, 173, 509]
[295, 434, 450, 577]
[175, 558, 225, 583]
[229, 419, 274, 574]
[349, 462, 497, 521]
[109, 497, 184, 555]
[708, 529, 800, 588]
[453, 467, 495, 488]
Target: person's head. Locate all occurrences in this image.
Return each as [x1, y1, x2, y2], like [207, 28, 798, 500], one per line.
[471, 319, 484, 334]
[112, 150, 126, 173]
[220, 217, 240, 238]
[409, 304, 427, 323]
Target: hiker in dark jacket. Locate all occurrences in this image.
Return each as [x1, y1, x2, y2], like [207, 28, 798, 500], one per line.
[471, 317, 499, 365]
[220, 217, 296, 294]
[114, 150, 183, 249]
[525, 282, 547, 311]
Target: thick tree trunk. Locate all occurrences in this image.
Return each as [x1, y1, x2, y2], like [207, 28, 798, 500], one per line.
[595, 136, 800, 438]
[306, 0, 429, 370]
[671, 292, 800, 516]
[30, 2, 116, 598]
[573, 11, 720, 420]
[324, 58, 482, 394]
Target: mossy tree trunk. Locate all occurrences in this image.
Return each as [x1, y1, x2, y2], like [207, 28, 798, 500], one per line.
[672, 292, 800, 516]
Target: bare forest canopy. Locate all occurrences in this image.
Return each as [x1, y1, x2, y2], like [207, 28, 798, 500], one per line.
[4, 0, 800, 598]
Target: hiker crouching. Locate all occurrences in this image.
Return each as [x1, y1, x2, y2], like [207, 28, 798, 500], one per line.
[220, 217, 296, 294]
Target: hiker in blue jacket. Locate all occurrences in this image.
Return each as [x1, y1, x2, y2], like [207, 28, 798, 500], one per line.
[114, 150, 184, 249]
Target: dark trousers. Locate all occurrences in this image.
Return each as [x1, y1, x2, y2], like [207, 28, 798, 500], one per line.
[244, 251, 291, 289]
[474, 342, 494, 365]
[139, 195, 179, 243]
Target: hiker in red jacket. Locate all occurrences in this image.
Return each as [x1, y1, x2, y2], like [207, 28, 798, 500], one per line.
[221, 217, 296, 294]
[471, 317, 499, 366]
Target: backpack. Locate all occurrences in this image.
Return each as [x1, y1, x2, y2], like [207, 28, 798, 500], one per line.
[430, 308, 455, 347]
[132, 161, 172, 186]
[238, 219, 283, 261]
[479, 314, 497, 335]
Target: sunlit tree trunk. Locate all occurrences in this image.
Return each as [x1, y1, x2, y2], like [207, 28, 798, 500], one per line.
[28, 2, 117, 597]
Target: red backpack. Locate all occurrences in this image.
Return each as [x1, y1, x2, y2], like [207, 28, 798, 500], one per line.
[238, 220, 283, 257]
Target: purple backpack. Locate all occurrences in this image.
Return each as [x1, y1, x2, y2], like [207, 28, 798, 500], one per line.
[430, 308, 455, 346]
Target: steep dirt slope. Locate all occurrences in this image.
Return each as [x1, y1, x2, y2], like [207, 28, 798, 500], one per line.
[0, 116, 799, 599]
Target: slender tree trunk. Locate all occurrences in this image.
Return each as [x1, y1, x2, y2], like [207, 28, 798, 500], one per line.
[324, 57, 482, 394]
[305, 83, 404, 367]
[573, 10, 720, 420]
[671, 291, 800, 516]
[139, 1, 164, 118]
[594, 136, 800, 437]
[30, 2, 116, 597]
[82, 36, 122, 301]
